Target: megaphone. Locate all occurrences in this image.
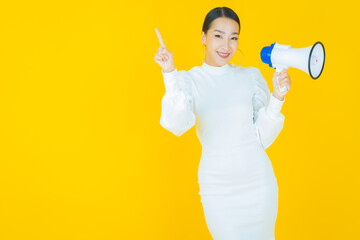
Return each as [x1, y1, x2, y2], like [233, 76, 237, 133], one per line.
[260, 42, 325, 92]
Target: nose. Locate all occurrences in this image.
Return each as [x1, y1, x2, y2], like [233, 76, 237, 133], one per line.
[221, 39, 230, 52]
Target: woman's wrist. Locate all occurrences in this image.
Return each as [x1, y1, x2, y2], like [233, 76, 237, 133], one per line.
[272, 93, 284, 101]
[162, 67, 176, 73]
[266, 93, 285, 118]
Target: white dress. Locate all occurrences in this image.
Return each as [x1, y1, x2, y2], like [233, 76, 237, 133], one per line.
[160, 61, 285, 240]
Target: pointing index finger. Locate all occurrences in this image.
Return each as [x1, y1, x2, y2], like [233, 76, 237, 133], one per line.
[155, 28, 166, 48]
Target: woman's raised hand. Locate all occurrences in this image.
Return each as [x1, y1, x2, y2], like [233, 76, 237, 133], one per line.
[154, 28, 176, 73]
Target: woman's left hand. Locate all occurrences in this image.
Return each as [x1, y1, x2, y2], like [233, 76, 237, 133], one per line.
[271, 69, 292, 101]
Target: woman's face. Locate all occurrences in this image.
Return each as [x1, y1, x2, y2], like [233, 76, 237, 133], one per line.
[201, 17, 239, 67]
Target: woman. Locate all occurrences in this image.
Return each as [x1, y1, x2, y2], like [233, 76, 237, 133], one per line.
[154, 6, 291, 240]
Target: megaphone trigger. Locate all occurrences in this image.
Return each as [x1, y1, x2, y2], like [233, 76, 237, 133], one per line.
[276, 77, 288, 92]
[275, 67, 288, 92]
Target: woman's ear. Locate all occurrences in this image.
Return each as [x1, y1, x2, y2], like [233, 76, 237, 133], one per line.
[201, 31, 206, 45]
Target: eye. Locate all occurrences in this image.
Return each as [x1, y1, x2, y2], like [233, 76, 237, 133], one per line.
[215, 35, 222, 38]
[232, 37, 238, 40]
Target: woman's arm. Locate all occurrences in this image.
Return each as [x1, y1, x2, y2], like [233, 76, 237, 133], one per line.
[251, 67, 286, 149]
[253, 92, 285, 149]
[160, 68, 196, 137]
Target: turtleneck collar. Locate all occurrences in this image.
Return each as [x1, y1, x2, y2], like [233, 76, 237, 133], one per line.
[201, 61, 232, 75]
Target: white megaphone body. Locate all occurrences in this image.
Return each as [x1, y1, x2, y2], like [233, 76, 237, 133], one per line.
[261, 42, 325, 92]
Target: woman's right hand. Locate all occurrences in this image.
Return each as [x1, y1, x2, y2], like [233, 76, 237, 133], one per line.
[154, 28, 175, 73]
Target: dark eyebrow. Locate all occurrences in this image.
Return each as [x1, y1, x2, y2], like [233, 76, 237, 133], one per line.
[214, 29, 239, 35]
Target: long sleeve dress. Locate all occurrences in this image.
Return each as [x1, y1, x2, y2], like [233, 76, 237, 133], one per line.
[160, 61, 285, 240]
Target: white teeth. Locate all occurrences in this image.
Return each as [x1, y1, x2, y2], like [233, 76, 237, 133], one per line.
[218, 52, 229, 56]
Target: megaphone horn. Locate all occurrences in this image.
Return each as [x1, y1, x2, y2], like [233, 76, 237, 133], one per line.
[261, 42, 325, 92]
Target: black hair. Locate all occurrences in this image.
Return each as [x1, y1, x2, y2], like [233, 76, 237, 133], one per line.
[202, 7, 240, 35]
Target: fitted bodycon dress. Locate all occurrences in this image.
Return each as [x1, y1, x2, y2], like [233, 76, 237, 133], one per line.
[159, 61, 285, 240]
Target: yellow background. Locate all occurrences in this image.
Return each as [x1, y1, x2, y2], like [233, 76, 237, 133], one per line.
[0, 0, 359, 239]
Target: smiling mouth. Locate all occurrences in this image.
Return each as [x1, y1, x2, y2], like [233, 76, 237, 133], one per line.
[217, 51, 230, 58]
